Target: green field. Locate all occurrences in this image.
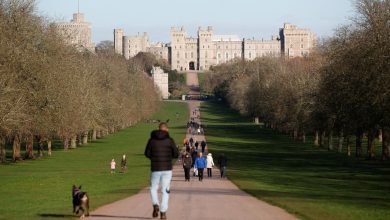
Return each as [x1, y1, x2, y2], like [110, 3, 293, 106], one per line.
[0, 101, 188, 220]
[201, 101, 390, 220]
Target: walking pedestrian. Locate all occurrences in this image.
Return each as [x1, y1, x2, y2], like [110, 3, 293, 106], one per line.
[144, 122, 179, 219]
[218, 153, 227, 178]
[194, 141, 199, 151]
[206, 153, 214, 177]
[121, 154, 127, 172]
[194, 152, 207, 181]
[182, 152, 192, 182]
[189, 137, 194, 147]
[110, 159, 116, 174]
[201, 140, 206, 153]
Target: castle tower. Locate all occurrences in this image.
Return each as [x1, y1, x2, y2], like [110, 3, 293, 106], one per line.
[279, 23, 316, 57]
[170, 27, 187, 71]
[114, 29, 124, 55]
[198, 26, 214, 70]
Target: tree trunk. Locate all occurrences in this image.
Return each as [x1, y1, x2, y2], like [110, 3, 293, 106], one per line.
[378, 129, 383, 143]
[338, 130, 344, 153]
[381, 127, 390, 160]
[367, 128, 375, 159]
[328, 130, 333, 151]
[302, 131, 306, 143]
[293, 129, 298, 140]
[12, 134, 22, 161]
[356, 128, 363, 157]
[346, 136, 351, 156]
[92, 129, 97, 141]
[78, 133, 82, 146]
[320, 131, 326, 147]
[314, 131, 319, 146]
[24, 134, 34, 160]
[70, 135, 77, 149]
[82, 131, 88, 145]
[37, 136, 44, 158]
[0, 135, 6, 163]
[254, 117, 259, 125]
[96, 130, 101, 138]
[63, 136, 69, 150]
[47, 140, 52, 156]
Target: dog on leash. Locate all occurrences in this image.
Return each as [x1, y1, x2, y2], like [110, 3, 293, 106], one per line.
[72, 185, 90, 218]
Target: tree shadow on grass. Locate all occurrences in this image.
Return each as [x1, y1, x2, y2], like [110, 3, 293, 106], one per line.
[200, 101, 390, 215]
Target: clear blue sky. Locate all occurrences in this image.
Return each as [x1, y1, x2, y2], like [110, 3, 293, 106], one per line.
[36, 0, 356, 44]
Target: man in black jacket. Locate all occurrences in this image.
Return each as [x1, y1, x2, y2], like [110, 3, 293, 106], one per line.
[144, 122, 178, 219]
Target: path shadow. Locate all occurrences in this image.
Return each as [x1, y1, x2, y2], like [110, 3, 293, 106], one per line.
[38, 213, 77, 218]
[90, 214, 152, 219]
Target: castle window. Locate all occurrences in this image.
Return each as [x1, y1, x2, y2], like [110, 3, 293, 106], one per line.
[249, 53, 252, 59]
[301, 44, 304, 48]
[226, 53, 229, 59]
[191, 52, 194, 58]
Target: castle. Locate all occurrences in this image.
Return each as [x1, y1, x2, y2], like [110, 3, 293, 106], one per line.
[115, 23, 316, 71]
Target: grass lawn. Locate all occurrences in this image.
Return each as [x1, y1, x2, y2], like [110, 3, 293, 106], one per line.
[201, 101, 390, 220]
[0, 101, 188, 220]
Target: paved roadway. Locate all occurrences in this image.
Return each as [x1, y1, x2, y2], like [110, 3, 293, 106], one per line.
[87, 71, 298, 220]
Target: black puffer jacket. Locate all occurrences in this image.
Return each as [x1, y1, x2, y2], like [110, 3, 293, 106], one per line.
[144, 130, 179, 171]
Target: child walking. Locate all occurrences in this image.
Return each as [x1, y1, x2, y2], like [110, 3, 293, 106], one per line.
[110, 158, 116, 173]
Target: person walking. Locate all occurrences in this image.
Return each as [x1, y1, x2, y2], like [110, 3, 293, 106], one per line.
[201, 140, 206, 153]
[110, 159, 116, 174]
[218, 153, 227, 178]
[194, 152, 207, 181]
[182, 152, 192, 182]
[206, 153, 214, 177]
[194, 141, 199, 151]
[144, 122, 179, 219]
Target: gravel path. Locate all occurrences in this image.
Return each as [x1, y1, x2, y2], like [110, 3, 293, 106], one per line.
[87, 71, 298, 220]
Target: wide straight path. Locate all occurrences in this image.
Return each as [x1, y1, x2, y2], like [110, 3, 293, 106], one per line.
[87, 71, 298, 220]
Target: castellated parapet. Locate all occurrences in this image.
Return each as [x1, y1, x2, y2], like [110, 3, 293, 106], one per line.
[114, 23, 316, 71]
[55, 12, 95, 52]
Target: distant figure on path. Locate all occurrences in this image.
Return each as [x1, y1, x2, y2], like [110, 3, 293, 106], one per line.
[194, 141, 199, 151]
[182, 152, 193, 182]
[110, 159, 116, 173]
[194, 152, 207, 181]
[206, 153, 215, 177]
[218, 154, 227, 178]
[121, 154, 127, 172]
[144, 122, 179, 219]
[201, 140, 206, 153]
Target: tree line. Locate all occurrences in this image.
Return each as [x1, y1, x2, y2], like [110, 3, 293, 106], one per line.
[202, 0, 390, 160]
[0, 0, 161, 162]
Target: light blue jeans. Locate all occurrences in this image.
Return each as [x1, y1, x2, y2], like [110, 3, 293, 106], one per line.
[150, 170, 172, 213]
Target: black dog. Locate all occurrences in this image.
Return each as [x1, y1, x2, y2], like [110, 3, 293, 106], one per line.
[72, 185, 90, 218]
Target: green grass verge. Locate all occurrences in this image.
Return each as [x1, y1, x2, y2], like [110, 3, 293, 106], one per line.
[201, 101, 390, 220]
[0, 101, 188, 220]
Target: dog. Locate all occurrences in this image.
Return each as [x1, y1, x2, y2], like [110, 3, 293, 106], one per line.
[72, 185, 90, 219]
